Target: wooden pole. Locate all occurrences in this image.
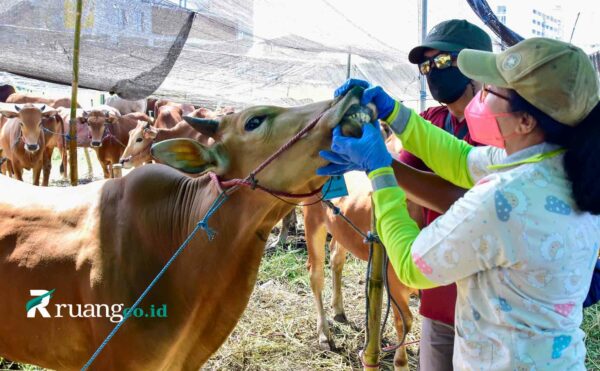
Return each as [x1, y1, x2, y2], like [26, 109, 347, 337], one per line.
[362, 202, 385, 370]
[68, 0, 83, 186]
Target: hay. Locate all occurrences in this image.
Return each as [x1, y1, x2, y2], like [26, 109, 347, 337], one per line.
[204, 247, 422, 370]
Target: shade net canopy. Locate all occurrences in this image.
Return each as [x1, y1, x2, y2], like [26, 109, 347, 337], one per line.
[0, 0, 422, 108]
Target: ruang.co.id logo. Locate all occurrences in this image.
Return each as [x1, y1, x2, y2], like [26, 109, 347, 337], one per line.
[26, 289, 168, 323]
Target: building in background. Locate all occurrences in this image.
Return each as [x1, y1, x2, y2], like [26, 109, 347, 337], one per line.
[495, 1, 563, 40]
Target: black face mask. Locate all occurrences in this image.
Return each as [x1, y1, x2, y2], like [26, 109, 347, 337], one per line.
[426, 66, 471, 104]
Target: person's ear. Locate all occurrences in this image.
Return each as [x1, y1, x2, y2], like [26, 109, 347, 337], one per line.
[517, 112, 538, 135]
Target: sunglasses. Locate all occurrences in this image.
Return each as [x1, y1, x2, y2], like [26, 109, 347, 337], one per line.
[480, 84, 511, 103]
[418, 52, 459, 75]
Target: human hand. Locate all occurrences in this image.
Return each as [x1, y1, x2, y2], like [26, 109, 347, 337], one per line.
[334, 79, 396, 120]
[317, 123, 392, 175]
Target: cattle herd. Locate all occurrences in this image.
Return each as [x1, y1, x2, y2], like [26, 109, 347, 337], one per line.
[0, 84, 415, 371]
[0, 84, 235, 182]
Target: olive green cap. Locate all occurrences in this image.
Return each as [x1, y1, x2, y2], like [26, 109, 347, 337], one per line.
[408, 19, 492, 64]
[458, 37, 599, 126]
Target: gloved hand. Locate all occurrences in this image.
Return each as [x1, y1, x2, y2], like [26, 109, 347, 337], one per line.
[316, 151, 361, 176]
[317, 123, 392, 175]
[334, 78, 396, 120]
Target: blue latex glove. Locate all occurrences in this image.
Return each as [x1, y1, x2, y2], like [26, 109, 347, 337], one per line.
[316, 151, 361, 176]
[334, 78, 396, 120]
[317, 123, 392, 175]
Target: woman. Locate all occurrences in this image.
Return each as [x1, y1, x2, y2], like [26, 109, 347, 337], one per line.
[320, 38, 600, 369]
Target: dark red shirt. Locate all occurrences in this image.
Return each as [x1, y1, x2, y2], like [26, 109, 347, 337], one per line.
[398, 106, 481, 326]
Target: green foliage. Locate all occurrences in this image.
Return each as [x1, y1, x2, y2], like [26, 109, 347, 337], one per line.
[258, 248, 310, 289]
[584, 304, 600, 370]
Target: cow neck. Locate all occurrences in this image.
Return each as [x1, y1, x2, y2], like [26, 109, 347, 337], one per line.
[166, 173, 290, 295]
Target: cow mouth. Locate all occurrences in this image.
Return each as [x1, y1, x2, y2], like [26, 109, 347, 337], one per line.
[119, 156, 132, 168]
[338, 104, 376, 137]
[319, 86, 377, 135]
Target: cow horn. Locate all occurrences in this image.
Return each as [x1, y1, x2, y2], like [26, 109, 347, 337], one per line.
[14, 105, 20, 112]
[40, 105, 46, 112]
[183, 116, 219, 137]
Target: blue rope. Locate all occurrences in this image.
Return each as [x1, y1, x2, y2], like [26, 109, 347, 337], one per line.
[42, 127, 69, 137]
[81, 191, 229, 370]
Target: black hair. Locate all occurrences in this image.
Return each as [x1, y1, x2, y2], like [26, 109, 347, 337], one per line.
[509, 91, 600, 214]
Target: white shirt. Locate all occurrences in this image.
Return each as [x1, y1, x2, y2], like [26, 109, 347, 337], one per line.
[412, 143, 600, 370]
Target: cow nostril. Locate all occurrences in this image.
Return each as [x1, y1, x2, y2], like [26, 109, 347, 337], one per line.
[26, 144, 39, 152]
[91, 142, 101, 147]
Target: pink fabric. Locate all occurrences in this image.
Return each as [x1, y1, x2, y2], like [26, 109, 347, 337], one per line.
[464, 92, 512, 148]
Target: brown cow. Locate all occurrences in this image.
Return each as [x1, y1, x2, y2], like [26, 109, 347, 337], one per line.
[6, 93, 80, 109]
[153, 99, 195, 118]
[0, 89, 366, 370]
[154, 105, 183, 129]
[119, 120, 211, 169]
[84, 107, 151, 178]
[0, 104, 58, 186]
[302, 171, 422, 371]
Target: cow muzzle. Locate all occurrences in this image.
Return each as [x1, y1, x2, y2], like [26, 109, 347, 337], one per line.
[91, 141, 102, 148]
[25, 143, 40, 152]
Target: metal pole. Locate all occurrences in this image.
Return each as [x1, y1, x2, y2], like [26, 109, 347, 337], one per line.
[68, 0, 83, 186]
[569, 12, 580, 43]
[362, 203, 385, 370]
[347, 51, 352, 79]
[419, 0, 428, 112]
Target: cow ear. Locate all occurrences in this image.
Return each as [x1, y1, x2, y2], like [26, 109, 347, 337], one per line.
[143, 126, 158, 139]
[42, 109, 58, 118]
[107, 114, 119, 123]
[0, 110, 18, 118]
[151, 138, 229, 175]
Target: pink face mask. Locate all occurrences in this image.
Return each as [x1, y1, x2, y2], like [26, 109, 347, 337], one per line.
[464, 91, 514, 148]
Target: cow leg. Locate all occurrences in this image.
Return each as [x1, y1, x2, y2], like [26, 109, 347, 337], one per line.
[60, 147, 68, 179]
[100, 161, 110, 179]
[306, 219, 333, 351]
[12, 163, 23, 181]
[387, 265, 413, 371]
[267, 209, 297, 250]
[6, 159, 14, 177]
[32, 164, 42, 186]
[330, 239, 348, 323]
[84, 148, 93, 177]
[42, 149, 52, 186]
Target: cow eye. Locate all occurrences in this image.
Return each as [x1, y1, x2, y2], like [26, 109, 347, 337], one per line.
[244, 115, 267, 131]
[135, 137, 143, 143]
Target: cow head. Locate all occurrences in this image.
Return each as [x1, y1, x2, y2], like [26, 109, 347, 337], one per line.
[120, 120, 157, 168]
[84, 109, 120, 147]
[152, 87, 376, 195]
[0, 104, 57, 153]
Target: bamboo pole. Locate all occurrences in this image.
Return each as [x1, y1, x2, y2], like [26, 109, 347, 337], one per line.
[362, 202, 385, 370]
[68, 0, 83, 186]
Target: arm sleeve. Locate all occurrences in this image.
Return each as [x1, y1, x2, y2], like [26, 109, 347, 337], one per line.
[385, 102, 475, 188]
[368, 167, 438, 289]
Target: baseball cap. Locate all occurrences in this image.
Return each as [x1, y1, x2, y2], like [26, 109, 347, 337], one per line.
[408, 19, 493, 64]
[458, 37, 600, 126]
